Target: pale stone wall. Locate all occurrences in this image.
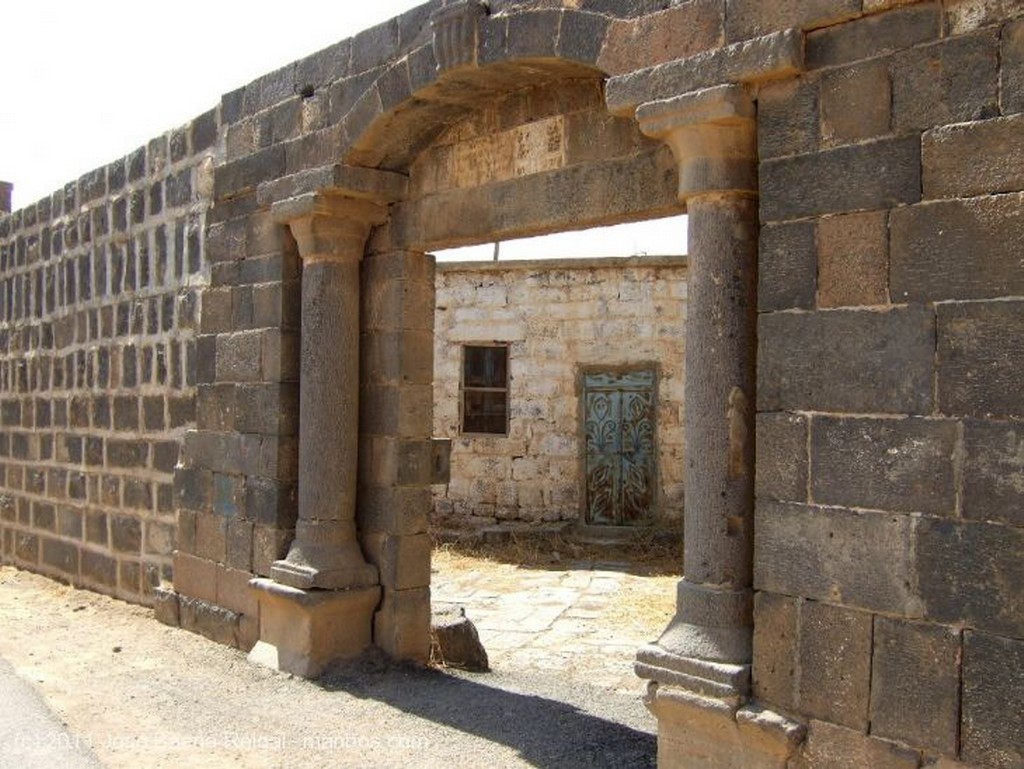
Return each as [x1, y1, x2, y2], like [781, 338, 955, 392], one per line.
[432, 254, 687, 529]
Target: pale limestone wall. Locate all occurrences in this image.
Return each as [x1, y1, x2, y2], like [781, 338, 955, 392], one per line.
[432, 254, 687, 529]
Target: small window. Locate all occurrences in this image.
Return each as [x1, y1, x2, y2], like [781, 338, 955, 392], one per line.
[461, 345, 509, 435]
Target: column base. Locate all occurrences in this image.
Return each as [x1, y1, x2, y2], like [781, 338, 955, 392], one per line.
[646, 684, 805, 769]
[270, 535, 379, 591]
[248, 578, 380, 678]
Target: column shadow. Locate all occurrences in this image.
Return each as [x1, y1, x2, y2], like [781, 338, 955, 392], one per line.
[319, 660, 656, 768]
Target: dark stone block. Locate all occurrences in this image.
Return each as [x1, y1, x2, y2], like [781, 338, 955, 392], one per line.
[54, 507, 77, 539]
[757, 75, 820, 161]
[892, 30, 999, 133]
[892, 195, 1024, 303]
[923, 115, 1024, 199]
[755, 501, 918, 616]
[724, 0, 859, 43]
[937, 300, 1024, 419]
[758, 220, 816, 311]
[760, 136, 921, 222]
[85, 512, 108, 546]
[806, 3, 941, 69]
[112, 514, 142, 555]
[123, 479, 152, 512]
[213, 146, 286, 202]
[755, 413, 808, 503]
[811, 416, 958, 516]
[175, 466, 212, 513]
[870, 617, 960, 755]
[798, 601, 872, 731]
[962, 631, 1024, 768]
[916, 518, 1024, 638]
[245, 477, 297, 528]
[107, 439, 148, 469]
[963, 420, 1024, 527]
[351, 18, 399, 74]
[81, 550, 118, 589]
[431, 604, 490, 672]
[1004, 19, 1024, 115]
[752, 591, 798, 712]
[758, 307, 935, 414]
[41, 537, 79, 576]
[213, 473, 243, 519]
[191, 108, 218, 153]
[113, 396, 139, 431]
[558, 10, 608, 65]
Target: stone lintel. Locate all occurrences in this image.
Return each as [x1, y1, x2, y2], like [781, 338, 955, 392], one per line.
[249, 578, 380, 678]
[646, 686, 806, 769]
[606, 28, 804, 118]
[257, 164, 408, 209]
[431, 0, 489, 73]
[637, 85, 758, 202]
[272, 192, 390, 262]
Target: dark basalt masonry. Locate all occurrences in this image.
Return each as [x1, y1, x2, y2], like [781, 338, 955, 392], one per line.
[1, 2, 1023, 767]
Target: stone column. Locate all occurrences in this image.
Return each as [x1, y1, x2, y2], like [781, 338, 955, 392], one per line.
[636, 84, 758, 692]
[249, 190, 389, 678]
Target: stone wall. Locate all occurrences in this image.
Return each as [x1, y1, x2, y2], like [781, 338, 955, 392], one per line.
[0, 112, 216, 603]
[750, 3, 1024, 767]
[432, 255, 687, 529]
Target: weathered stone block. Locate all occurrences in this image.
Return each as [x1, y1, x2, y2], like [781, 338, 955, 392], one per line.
[725, 0, 859, 42]
[111, 514, 142, 554]
[179, 595, 241, 649]
[194, 510, 228, 564]
[923, 114, 1024, 199]
[80, 550, 118, 590]
[752, 591, 798, 712]
[760, 136, 920, 222]
[820, 61, 891, 148]
[215, 331, 262, 383]
[891, 195, 1024, 302]
[797, 601, 872, 730]
[252, 524, 292, 577]
[599, 1, 723, 75]
[755, 501, 919, 616]
[374, 586, 431, 663]
[173, 551, 218, 603]
[151, 586, 181, 627]
[357, 485, 431, 537]
[806, 3, 941, 69]
[758, 221, 816, 312]
[870, 617, 960, 755]
[816, 210, 889, 308]
[226, 519, 254, 571]
[963, 419, 1024, 526]
[758, 307, 935, 414]
[891, 30, 999, 133]
[363, 532, 431, 591]
[916, 518, 1024, 638]
[962, 631, 1024, 768]
[216, 565, 258, 617]
[937, 299, 1024, 419]
[793, 720, 922, 769]
[755, 413, 808, 503]
[811, 416, 958, 516]
[1004, 18, 1024, 115]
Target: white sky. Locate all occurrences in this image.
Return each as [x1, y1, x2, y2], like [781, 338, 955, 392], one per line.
[2, 1, 686, 259]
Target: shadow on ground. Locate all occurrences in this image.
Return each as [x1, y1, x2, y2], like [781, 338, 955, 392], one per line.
[320, 657, 657, 769]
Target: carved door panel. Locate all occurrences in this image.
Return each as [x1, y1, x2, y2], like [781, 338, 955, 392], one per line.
[584, 370, 656, 526]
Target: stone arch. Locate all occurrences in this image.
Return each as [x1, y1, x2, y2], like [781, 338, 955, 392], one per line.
[250, 1, 690, 671]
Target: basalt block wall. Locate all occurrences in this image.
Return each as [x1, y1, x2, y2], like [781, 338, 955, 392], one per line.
[751, 3, 1024, 767]
[0, 113, 215, 602]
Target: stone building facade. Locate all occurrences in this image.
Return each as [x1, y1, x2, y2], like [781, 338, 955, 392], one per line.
[432, 256, 687, 530]
[0, 1, 1021, 767]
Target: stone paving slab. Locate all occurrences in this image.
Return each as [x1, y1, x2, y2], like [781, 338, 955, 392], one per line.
[431, 555, 677, 693]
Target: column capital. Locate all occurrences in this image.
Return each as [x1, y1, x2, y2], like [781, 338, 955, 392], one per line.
[271, 192, 390, 263]
[637, 84, 757, 204]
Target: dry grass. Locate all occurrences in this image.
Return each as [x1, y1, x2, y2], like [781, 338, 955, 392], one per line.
[431, 527, 683, 577]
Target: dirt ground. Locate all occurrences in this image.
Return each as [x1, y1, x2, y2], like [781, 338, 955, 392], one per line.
[0, 546, 678, 768]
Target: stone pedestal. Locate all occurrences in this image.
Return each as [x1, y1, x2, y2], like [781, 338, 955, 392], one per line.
[248, 578, 380, 678]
